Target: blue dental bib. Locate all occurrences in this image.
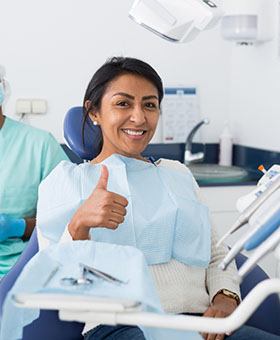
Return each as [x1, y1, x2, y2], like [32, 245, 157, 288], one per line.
[38, 154, 211, 267]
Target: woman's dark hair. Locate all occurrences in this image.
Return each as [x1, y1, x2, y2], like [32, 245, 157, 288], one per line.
[82, 56, 164, 155]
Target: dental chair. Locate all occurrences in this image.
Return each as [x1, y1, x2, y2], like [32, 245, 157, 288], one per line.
[1, 106, 280, 339]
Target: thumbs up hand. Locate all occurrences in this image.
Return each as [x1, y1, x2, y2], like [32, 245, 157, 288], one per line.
[68, 165, 128, 240]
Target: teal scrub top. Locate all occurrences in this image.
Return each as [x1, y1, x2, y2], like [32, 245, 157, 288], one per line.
[0, 116, 69, 277]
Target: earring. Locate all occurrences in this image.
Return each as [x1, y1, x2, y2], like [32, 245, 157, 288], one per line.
[93, 121, 98, 126]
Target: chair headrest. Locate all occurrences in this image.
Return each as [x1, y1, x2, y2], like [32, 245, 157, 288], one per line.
[63, 106, 102, 161]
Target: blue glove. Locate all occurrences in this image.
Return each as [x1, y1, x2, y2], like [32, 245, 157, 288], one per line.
[0, 214, 26, 241]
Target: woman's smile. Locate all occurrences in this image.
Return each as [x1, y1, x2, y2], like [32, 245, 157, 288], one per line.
[121, 128, 147, 140]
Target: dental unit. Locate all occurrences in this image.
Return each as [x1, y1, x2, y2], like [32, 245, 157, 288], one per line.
[218, 186, 280, 270]
[219, 195, 280, 271]
[238, 228, 280, 278]
[217, 169, 280, 247]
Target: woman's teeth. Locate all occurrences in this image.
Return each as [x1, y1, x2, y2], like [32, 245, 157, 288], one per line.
[123, 129, 145, 136]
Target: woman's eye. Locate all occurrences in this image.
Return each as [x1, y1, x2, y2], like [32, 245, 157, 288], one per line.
[145, 102, 158, 109]
[116, 101, 129, 107]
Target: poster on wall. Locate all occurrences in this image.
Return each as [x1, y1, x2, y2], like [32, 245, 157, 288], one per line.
[161, 87, 199, 144]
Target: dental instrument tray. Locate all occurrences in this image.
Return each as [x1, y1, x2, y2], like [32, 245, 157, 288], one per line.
[13, 293, 142, 312]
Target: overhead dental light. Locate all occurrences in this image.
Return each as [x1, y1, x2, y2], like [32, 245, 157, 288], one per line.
[129, 0, 224, 43]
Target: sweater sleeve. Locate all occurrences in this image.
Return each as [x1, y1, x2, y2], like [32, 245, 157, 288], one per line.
[206, 223, 241, 302]
[191, 171, 241, 302]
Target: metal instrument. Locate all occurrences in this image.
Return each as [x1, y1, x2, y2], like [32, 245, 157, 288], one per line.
[60, 263, 128, 287]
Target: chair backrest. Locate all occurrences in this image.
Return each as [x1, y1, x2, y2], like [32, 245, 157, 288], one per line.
[63, 106, 101, 161]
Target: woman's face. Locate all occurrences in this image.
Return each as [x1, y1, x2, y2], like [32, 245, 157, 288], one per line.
[90, 73, 160, 160]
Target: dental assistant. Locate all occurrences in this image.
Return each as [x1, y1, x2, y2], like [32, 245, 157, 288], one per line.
[36, 57, 278, 340]
[0, 65, 69, 277]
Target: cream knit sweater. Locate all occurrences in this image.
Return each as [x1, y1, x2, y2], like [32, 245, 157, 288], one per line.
[37, 158, 241, 316]
[150, 228, 240, 314]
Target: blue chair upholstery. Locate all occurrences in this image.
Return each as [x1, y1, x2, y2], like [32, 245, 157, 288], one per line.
[63, 106, 101, 161]
[235, 253, 280, 335]
[1, 106, 280, 338]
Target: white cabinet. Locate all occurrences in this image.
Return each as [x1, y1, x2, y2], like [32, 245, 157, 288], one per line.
[200, 185, 278, 278]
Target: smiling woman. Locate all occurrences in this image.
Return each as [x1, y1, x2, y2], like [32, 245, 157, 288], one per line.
[82, 57, 163, 163]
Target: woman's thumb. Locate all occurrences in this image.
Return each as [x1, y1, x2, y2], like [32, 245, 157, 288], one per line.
[96, 165, 109, 190]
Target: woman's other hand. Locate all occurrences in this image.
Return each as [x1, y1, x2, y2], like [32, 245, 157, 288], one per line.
[201, 293, 238, 340]
[68, 165, 128, 240]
